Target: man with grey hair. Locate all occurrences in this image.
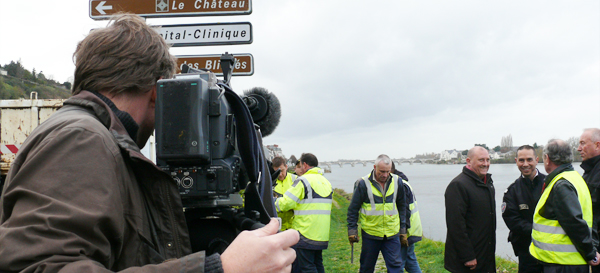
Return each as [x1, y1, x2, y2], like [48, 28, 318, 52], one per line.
[444, 146, 496, 272]
[529, 139, 600, 271]
[347, 154, 407, 273]
[577, 128, 600, 273]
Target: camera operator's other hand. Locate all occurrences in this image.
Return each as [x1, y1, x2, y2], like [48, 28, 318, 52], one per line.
[221, 219, 299, 273]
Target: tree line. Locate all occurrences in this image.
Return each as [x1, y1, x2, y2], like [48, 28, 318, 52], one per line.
[0, 60, 71, 99]
[416, 133, 583, 164]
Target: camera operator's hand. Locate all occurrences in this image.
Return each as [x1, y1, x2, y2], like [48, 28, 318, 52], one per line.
[221, 218, 299, 273]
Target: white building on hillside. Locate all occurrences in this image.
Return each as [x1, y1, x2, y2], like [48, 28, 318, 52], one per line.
[265, 144, 284, 161]
[440, 149, 462, 161]
[489, 150, 501, 160]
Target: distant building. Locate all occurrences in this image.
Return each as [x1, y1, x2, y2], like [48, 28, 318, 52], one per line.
[499, 150, 515, 159]
[440, 149, 462, 161]
[0, 69, 7, 76]
[489, 150, 501, 160]
[265, 144, 285, 161]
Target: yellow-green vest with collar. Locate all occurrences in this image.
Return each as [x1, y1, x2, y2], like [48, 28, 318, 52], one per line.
[359, 173, 400, 238]
[275, 167, 333, 243]
[405, 181, 423, 238]
[274, 172, 297, 231]
[529, 170, 592, 265]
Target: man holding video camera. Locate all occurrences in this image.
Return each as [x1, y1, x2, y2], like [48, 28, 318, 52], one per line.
[0, 14, 298, 273]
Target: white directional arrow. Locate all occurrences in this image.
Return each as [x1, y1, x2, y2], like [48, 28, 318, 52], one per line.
[95, 1, 113, 15]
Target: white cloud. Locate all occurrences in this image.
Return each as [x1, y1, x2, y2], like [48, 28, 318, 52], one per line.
[1, 0, 598, 162]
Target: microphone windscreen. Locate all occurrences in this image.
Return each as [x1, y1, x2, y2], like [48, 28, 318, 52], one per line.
[243, 87, 281, 137]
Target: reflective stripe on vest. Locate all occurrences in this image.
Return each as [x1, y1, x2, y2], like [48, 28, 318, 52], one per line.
[289, 168, 333, 243]
[292, 177, 333, 216]
[405, 181, 423, 238]
[529, 170, 593, 265]
[360, 175, 398, 216]
[359, 173, 401, 238]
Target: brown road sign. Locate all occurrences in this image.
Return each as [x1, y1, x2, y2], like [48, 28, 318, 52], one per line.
[176, 54, 254, 76]
[90, 0, 252, 20]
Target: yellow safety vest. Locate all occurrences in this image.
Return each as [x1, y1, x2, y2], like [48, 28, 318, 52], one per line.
[359, 173, 400, 238]
[405, 181, 422, 238]
[274, 173, 297, 196]
[273, 173, 297, 230]
[275, 167, 332, 243]
[529, 170, 593, 265]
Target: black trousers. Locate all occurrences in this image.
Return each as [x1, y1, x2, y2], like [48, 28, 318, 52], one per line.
[292, 248, 324, 273]
[517, 250, 543, 273]
[542, 264, 589, 273]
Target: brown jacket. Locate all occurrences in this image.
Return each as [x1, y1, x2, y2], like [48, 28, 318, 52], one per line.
[0, 91, 208, 272]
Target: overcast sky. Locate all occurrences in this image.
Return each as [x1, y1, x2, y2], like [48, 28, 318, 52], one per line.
[1, 0, 599, 162]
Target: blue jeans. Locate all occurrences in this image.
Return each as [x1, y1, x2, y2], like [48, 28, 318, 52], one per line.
[360, 235, 402, 273]
[292, 248, 324, 273]
[400, 243, 422, 273]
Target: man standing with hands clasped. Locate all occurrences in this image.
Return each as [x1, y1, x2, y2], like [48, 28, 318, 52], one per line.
[445, 146, 496, 272]
[347, 154, 407, 273]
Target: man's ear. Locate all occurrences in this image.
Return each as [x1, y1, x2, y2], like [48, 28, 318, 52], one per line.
[150, 85, 157, 105]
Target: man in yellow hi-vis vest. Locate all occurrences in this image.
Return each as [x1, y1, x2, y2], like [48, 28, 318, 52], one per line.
[530, 139, 600, 271]
[275, 153, 332, 273]
[347, 154, 407, 273]
[391, 162, 422, 273]
[272, 156, 297, 231]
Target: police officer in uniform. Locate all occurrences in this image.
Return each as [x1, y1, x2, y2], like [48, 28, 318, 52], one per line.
[530, 139, 600, 271]
[502, 145, 545, 273]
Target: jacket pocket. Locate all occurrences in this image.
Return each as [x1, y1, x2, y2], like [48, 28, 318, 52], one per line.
[136, 230, 165, 265]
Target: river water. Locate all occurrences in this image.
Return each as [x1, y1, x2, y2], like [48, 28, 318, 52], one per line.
[323, 162, 586, 262]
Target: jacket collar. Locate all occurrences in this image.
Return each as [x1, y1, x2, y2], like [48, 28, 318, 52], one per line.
[581, 155, 600, 173]
[368, 170, 396, 193]
[89, 91, 139, 141]
[305, 167, 323, 176]
[545, 163, 574, 184]
[462, 166, 492, 185]
[63, 91, 151, 164]
[368, 170, 393, 184]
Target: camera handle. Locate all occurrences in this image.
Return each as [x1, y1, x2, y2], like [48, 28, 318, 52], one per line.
[220, 52, 235, 86]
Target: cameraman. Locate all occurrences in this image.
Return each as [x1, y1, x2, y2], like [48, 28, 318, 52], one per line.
[0, 14, 298, 273]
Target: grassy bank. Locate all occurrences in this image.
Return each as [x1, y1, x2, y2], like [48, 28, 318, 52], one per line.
[322, 189, 518, 272]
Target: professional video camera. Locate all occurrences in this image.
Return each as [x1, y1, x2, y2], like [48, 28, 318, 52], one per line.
[154, 53, 281, 255]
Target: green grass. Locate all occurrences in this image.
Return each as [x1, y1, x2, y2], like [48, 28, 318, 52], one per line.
[322, 189, 519, 272]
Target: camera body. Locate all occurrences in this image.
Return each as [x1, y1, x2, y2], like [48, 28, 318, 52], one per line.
[154, 57, 279, 254]
[155, 71, 244, 208]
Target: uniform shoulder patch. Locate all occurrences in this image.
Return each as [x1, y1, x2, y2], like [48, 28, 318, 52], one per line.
[501, 202, 507, 213]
